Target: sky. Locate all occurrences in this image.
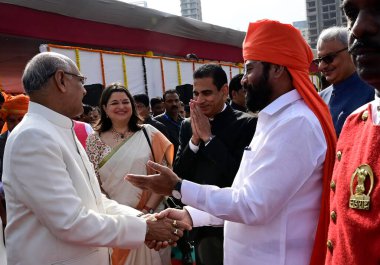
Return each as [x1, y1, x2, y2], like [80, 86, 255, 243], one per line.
[144, 0, 307, 31]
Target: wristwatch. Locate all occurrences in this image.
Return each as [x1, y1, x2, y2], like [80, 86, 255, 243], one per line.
[172, 180, 183, 200]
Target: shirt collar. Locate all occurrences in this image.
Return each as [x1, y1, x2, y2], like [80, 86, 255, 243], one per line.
[28, 101, 73, 129]
[260, 89, 301, 116]
[209, 103, 227, 121]
[375, 93, 380, 108]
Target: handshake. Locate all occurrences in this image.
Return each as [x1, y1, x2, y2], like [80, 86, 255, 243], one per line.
[125, 160, 195, 249]
[143, 208, 193, 250]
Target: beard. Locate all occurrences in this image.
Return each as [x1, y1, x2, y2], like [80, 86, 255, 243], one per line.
[244, 65, 273, 112]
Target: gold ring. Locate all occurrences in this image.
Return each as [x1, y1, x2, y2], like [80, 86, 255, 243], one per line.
[168, 239, 173, 244]
[173, 228, 178, 235]
[173, 220, 177, 227]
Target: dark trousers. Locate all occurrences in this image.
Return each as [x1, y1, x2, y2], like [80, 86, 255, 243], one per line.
[193, 228, 224, 265]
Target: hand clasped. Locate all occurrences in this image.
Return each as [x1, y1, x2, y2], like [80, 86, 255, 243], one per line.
[144, 214, 191, 250]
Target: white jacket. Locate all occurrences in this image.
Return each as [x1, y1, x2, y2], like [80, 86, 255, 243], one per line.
[3, 102, 146, 265]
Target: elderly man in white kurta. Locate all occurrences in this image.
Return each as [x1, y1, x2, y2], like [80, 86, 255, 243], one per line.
[3, 52, 188, 265]
[126, 20, 337, 265]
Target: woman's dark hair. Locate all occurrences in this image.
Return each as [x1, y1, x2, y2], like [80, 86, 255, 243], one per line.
[96, 83, 141, 133]
[83, 104, 94, 115]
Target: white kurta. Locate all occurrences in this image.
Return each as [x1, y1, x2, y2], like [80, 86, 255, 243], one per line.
[3, 102, 146, 265]
[183, 90, 327, 265]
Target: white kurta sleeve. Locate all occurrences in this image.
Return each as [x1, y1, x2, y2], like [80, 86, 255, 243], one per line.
[184, 204, 224, 227]
[181, 116, 326, 225]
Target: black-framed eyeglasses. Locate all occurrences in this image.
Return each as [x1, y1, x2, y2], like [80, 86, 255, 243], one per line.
[63, 71, 87, 85]
[312, 47, 348, 65]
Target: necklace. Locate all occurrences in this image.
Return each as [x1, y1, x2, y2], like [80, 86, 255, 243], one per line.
[111, 127, 132, 142]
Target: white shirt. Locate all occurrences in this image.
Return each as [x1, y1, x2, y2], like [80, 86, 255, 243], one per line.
[183, 90, 327, 265]
[372, 94, 380, 125]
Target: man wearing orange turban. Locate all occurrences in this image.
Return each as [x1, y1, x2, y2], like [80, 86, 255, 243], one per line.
[0, 94, 29, 227]
[126, 19, 336, 265]
[241, 20, 336, 265]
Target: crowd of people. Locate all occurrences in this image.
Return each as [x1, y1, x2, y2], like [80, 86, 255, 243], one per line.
[0, 0, 379, 264]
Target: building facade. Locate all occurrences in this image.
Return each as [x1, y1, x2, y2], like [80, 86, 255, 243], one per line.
[293, 20, 309, 44]
[180, 0, 202, 21]
[306, 0, 347, 48]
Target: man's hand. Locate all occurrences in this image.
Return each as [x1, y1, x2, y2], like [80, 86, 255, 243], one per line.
[190, 100, 212, 142]
[125, 161, 180, 196]
[144, 210, 193, 250]
[145, 216, 190, 242]
[156, 208, 193, 227]
[190, 106, 201, 146]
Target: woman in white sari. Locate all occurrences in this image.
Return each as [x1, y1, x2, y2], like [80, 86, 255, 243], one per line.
[86, 83, 174, 265]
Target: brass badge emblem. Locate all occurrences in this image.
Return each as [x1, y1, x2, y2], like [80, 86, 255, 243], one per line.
[349, 164, 374, 210]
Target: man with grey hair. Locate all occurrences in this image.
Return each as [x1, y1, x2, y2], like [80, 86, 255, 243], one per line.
[315, 26, 374, 137]
[2, 52, 190, 265]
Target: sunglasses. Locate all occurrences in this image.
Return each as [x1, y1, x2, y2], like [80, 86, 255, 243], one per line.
[312, 47, 348, 65]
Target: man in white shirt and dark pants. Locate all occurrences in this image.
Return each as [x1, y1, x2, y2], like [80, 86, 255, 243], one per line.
[127, 20, 336, 265]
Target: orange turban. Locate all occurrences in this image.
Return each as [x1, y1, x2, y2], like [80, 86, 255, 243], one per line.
[1, 94, 29, 119]
[243, 20, 336, 265]
[0, 94, 29, 132]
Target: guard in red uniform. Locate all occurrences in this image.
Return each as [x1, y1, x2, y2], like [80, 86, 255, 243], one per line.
[325, 0, 380, 264]
[326, 104, 380, 264]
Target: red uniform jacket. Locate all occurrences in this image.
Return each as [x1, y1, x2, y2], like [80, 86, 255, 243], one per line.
[325, 103, 380, 264]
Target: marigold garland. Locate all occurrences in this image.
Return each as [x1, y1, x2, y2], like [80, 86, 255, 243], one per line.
[122, 55, 128, 88]
[141, 57, 148, 95]
[176, 60, 182, 85]
[99, 52, 106, 87]
[160, 58, 165, 94]
[75, 49, 81, 71]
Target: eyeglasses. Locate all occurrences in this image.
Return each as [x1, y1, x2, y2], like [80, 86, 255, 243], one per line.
[312, 47, 348, 65]
[63, 71, 87, 85]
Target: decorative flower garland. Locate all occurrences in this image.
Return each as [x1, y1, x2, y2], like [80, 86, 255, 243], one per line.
[99, 52, 106, 87]
[75, 49, 81, 71]
[141, 57, 148, 95]
[122, 55, 128, 88]
[176, 60, 182, 85]
[160, 58, 165, 94]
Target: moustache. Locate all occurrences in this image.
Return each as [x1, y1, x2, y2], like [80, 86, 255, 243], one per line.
[349, 39, 380, 55]
[242, 83, 251, 91]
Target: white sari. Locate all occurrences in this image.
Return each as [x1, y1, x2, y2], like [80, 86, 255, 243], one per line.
[98, 125, 174, 265]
